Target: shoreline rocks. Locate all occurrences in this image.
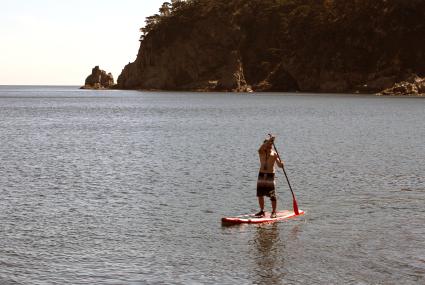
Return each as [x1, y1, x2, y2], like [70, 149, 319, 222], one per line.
[377, 75, 425, 96]
[81, 66, 115, 89]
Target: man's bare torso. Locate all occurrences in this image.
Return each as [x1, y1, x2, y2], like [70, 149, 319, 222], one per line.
[259, 150, 279, 174]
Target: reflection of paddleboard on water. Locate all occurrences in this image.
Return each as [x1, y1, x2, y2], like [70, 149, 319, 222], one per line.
[221, 209, 305, 225]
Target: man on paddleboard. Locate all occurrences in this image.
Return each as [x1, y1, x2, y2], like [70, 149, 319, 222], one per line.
[256, 135, 284, 218]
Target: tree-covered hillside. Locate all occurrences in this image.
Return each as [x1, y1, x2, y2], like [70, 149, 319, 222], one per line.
[117, 0, 425, 93]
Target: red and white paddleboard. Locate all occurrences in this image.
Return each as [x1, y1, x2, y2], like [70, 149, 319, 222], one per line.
[221, 209, 304, 225]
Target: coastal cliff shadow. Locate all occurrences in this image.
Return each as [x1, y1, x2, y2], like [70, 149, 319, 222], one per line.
[251, 224, 286, 284]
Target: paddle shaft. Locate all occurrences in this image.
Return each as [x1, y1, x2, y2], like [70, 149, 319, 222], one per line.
[271, 140, 300, 215]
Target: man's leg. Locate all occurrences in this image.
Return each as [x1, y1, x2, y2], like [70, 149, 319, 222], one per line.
[255, 196, 265, 217]
[258, 196, 265, 211]
[270, 189, 277, 218]
[271, 200, 277, 213]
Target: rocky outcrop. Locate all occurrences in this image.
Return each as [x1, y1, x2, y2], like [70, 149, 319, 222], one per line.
[116, 0, 425, 93]
[81, 66, 114, 89]
[378, 75, 425, 96]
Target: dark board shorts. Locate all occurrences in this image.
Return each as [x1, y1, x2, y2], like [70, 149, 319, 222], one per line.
[257, 172, 276, 201]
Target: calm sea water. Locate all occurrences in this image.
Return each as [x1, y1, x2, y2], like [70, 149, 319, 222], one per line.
[0, 86, 424, 285]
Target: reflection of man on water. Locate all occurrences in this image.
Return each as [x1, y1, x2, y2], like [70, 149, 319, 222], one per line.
[255, 136, 284, 218]
[252, 224, 301, 284]
[253, 224, 284, 284]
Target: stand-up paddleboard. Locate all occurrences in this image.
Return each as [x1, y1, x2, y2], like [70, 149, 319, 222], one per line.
[222, 209, 304, 225]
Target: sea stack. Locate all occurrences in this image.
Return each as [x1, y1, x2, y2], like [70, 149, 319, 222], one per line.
[81, 66, 114, 89]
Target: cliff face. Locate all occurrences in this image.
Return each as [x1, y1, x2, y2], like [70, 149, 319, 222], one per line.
[117, 2, 251, 91]
[117, 0, 425, 93]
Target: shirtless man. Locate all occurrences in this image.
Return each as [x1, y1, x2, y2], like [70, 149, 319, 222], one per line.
[256, 136, 284, 218]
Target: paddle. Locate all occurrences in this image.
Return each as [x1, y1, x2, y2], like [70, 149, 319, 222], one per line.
[268, 134, 300, 215]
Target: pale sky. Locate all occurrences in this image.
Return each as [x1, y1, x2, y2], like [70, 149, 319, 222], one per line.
[0, 0, 166, 85]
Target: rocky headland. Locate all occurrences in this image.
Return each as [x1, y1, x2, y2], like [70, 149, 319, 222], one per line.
[81, 66, 115, 89]
[101, 0, 425, 95]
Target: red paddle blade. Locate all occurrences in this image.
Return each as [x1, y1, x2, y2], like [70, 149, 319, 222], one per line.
[293, 199, 300, 215]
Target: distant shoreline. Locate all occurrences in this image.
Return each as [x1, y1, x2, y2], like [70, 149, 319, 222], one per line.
[1, 85, 424, 97]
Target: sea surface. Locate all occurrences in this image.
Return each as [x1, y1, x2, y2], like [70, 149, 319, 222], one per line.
[0, 86, 424, 285]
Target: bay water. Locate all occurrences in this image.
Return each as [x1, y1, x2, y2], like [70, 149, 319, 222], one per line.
[0, 86, 424, 284]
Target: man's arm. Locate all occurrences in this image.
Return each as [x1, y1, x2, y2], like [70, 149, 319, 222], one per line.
[275, 155, 284, 168]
